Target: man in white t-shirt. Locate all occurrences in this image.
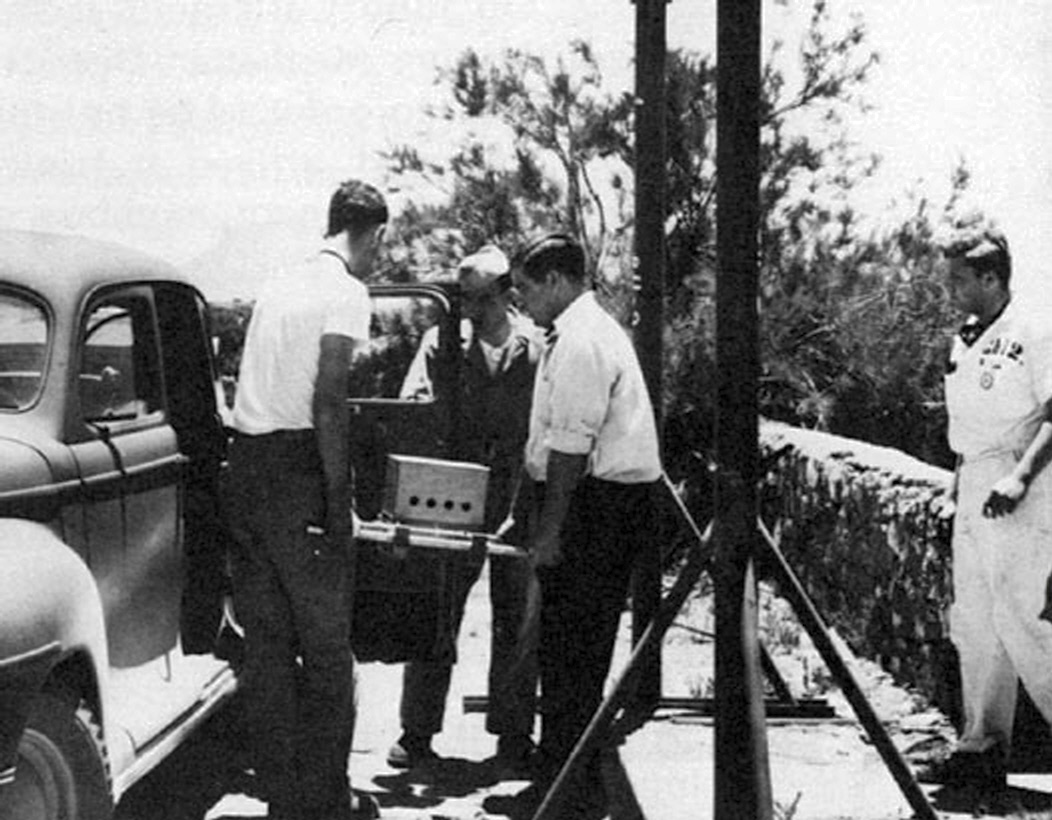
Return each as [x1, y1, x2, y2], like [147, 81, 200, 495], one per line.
[920, 227, 1052, 792]
[227, 180, 386, 820]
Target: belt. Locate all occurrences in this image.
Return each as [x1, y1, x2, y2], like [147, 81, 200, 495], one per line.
[232, 428, 315, 442]
[960, 447, 1020, 464]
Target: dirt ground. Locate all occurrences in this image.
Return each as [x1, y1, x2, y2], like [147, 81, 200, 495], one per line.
[114, 564, 1052, 820]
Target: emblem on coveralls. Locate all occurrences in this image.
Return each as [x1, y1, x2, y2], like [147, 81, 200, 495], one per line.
[980, 371, 995, 390]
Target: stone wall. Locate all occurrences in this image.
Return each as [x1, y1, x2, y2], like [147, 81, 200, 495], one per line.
[758, 420, 959, 710]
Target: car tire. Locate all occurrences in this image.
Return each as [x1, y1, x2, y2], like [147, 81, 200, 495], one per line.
[0, 694, 112, 820]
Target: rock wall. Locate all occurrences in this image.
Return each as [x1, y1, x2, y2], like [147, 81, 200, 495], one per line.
[758, 420, 960, 711]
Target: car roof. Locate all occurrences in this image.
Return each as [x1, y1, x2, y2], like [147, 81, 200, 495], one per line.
[0, 229, 189, 310]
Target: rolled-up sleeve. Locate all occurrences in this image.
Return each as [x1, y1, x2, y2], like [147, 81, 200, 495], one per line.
[544, 339, 611, 455]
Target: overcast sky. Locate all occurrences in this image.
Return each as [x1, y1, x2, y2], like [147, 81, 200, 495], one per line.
[1, 0, 1048, 301]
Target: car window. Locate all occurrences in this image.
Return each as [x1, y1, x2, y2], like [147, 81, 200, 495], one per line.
[0, 292, 48, 411]
[349, 293, 445, 400]
[81, 293, 164, 423]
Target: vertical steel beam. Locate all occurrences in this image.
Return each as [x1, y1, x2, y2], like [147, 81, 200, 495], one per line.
[714, 0, 772, 817]
[631, 0, 669, 710]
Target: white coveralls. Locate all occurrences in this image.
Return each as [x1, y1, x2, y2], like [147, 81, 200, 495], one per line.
[945, 300, 1052, 756]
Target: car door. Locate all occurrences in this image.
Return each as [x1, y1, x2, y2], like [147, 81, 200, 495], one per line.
[152, 281, 230, 655]
[346, 284, 466, 663]
[347, 284, 463, 519]
[72, 285, 183, 670]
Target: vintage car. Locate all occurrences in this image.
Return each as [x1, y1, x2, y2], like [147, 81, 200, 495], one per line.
[0, 230, 236, 820]
[0, 228, 524, 819]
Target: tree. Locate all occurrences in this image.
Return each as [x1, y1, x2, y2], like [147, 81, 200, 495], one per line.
[382, 39, 633, 286]
[755, 174, 967, 468]
[380, 0, 976, 468]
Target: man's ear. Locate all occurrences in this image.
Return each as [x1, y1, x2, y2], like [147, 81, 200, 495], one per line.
[979, 270, 1002, 291]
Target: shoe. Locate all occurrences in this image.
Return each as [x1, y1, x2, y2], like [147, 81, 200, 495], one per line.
[311, 790, 381, 820]
[386, 732, 437, 769]
[348, 791, 381, 819]
[915, 748, 1007, 789]
[482, 783, 545, 818]
[496, 733, 537, 775]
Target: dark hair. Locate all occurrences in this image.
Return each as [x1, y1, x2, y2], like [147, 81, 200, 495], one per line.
[325, 179, 388, 239]
[514, 232, 586, 283]
[942, 228, 1012, 288]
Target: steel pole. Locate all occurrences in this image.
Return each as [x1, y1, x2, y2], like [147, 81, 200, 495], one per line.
[714, 0, 772, 817]
[631, 0, 669, 710]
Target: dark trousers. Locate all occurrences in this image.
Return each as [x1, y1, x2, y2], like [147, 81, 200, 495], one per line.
[227, 431, 355, 820]
[401, 468, 538, 740]
[536, 477, 656, 775]
[400, 551, 538, 739]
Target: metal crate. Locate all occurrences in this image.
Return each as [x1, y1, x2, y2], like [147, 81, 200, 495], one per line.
[382, 454, 489, 530]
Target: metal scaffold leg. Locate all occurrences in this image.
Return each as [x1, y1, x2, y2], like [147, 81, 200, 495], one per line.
[464, 476, 938, 820]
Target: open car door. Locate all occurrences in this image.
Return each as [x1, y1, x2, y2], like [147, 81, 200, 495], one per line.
[347, 283, 467, 663]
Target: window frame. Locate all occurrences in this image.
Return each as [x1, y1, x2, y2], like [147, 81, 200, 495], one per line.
[0, 285, 52, 413]
[78, 284, 168, 431]
[347, 285, 455, 405]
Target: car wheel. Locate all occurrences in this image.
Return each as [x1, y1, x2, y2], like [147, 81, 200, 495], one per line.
[0, 695, 112, 820]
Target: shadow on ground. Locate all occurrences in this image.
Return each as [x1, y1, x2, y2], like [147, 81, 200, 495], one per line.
[114, 706, 253, 820]
[371, 756, 503, 812]
[112, 697, 647, 820]
[931, 784, 1052, 818]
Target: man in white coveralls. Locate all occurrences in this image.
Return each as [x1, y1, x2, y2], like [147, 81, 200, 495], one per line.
[922, 226, 1052, 790]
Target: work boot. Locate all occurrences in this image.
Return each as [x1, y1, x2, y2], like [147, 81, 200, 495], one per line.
[386, 731, 437, 769]
[915, 747, 1007, 790]
[495, 733, 537, 777]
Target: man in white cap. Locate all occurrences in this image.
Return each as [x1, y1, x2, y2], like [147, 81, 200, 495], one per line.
[920, 226, 1052, 791]
[391, 245, 543, 772]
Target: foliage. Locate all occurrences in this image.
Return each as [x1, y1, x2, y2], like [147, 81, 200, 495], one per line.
[758, 187, 966, 469]
[384, 40, 632, 272]
[378, 0, 981, 470]
[208, 301, 253, 380]
[381, 2, 965, 467]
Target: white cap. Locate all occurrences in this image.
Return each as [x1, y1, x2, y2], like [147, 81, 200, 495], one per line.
[458, 245, 510, 291]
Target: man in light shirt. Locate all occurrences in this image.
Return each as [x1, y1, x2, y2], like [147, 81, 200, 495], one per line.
[919, 227, 1052, 792]
[227, 179, 386, 820]
[510, 232, 661, 812]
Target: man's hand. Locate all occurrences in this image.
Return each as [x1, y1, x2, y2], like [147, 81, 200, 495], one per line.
[530, 530, 563, 568]
[324, 505, 354, 545]
[982, 475, 1028, 518]
[982, 415, 1052, 519]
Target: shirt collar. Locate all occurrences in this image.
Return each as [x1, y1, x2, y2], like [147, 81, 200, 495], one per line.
[958, 296, 1011, 347]
[319, 244, 356, 279]
[551, 290, 595, 339]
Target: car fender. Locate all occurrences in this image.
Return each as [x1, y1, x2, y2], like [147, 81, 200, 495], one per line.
[0, 518, 109, 717]
[0, 517, 107, 662]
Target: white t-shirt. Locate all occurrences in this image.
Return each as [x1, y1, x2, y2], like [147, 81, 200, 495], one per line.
[524, 290, 661, 484]
[945, 298, 1052, 459]
[232, 249, 370, 434]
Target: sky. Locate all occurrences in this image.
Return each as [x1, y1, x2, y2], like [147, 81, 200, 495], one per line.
[1, 0, 1048, 302]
